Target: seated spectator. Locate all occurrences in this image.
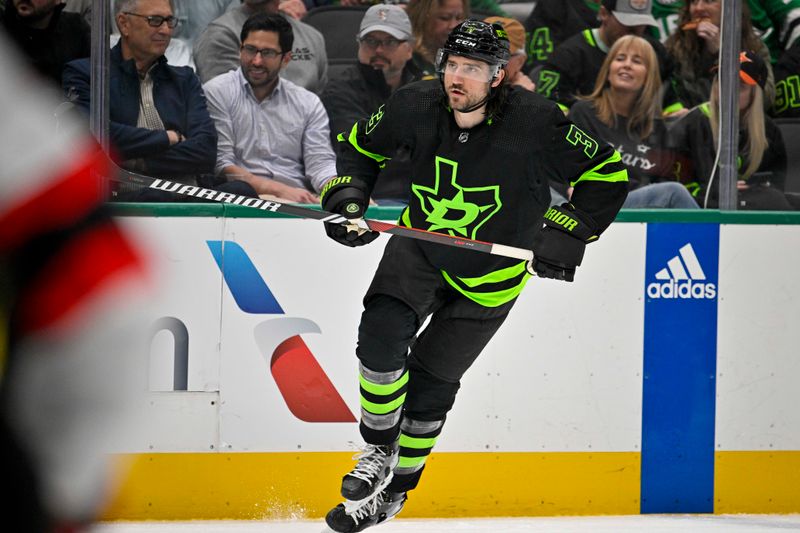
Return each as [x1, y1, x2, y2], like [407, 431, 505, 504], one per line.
[63, 0, 256, 201]
[194, 0, 327, 94]
[569, 35, 697, 208]
[664, 0, 774, 116]
[651, 0, 800, 65]
[2, 0, 90, 87]
[670, 50, 793, 210]
[522, 0, 600, 73]
[406, 0, 469, 76]
[773, 38, 800, 118]
[204, 13, 336, 203]
[484, 15, 535, 91]
[321, 4, 429, 205]
[536, 0, 662, 112]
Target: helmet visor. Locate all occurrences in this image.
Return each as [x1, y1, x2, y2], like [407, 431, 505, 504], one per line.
[436, 49, 501, 82]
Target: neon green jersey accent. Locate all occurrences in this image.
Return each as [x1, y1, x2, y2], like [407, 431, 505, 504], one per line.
[570, 150, 628, 186]
[441, 263, 531, 308]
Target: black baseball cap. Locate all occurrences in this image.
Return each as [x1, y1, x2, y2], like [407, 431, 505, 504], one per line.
[711, 50, 768, 90]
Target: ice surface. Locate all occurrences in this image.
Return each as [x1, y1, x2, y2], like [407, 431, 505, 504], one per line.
[93, 514, 800, 533]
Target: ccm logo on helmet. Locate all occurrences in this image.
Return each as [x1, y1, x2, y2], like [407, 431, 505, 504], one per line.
[454, 38, 477, 47]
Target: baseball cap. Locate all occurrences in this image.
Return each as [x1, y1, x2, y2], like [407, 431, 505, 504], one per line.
[601, 0, 658, 28]
[738, 50, 768, 89]
[358, 4, 412, 41]
[484, 16, 526, 56]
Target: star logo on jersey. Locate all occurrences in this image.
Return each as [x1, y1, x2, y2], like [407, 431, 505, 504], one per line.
[411, 156, 501, 238]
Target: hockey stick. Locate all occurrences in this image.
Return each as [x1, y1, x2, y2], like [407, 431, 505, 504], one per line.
[110, 167, 534, 262]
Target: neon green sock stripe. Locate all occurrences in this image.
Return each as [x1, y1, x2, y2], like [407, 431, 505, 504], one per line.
[359, 370, 409, 396]
[361, 393, 406, 415]
[397, 455, 428, 468]
[399, 434, 438, 449]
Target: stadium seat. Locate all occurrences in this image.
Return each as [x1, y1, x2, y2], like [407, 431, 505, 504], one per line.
[303, 6, 368, 64]
[774, 118, 800, 193]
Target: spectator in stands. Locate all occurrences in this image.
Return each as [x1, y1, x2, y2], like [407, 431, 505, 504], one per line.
[2, 0, 91, 86]
[651, 0, 800, 66]
[670, 50, 793, 210]
[63, 0, 256, 200]
[569, 35, 697, 208]
[204, 13, 336, 203]
[484, 15, 535, 91]
[523, 0, 601, 74]
[194, 0, 327, 94]
[664, 0, 774, 116]
[406, 0, 469, 76]
[535, 0, 662, 112]
[773, 39, 800, 118]
[321, 4, 428, 204]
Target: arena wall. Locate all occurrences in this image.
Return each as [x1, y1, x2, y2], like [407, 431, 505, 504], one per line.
[101, 207, 800, 520]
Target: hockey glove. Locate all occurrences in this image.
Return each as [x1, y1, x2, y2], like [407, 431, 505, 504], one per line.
[320, 176, 379, 247]
[528, 203, 599, 282]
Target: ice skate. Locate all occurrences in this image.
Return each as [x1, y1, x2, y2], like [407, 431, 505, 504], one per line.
[323, 490, 407, 533]
[340, 442, 399, 504]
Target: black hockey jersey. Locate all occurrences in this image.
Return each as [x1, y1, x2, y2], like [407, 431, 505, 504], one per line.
[336, 80, 627, 305]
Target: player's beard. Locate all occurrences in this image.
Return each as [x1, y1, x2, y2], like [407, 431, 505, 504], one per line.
[446, 82, 489, 113]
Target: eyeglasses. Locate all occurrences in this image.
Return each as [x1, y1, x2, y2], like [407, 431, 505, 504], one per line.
[124, 12, 179, 28]
[358, 37, 405, 50]
[241, 45, 284, 59]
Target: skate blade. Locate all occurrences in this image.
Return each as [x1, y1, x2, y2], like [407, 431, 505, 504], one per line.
[342, 471, 394, 514]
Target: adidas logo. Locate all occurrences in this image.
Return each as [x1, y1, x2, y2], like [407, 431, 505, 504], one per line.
[646, 243, 717, 300]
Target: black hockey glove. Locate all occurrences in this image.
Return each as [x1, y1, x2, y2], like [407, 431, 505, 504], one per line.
[320, 176, 379, 247]
[528, 203, 599, 282]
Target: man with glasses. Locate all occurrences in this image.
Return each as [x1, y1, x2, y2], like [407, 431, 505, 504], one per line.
[203, 12, 336, 202]
[194, 0, 327, 94]
[63, 0, 256, 200]
[321, 4, 429, 205]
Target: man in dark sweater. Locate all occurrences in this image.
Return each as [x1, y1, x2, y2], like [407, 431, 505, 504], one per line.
[321, 4, 430, 204]
[2, 0, 90, 87]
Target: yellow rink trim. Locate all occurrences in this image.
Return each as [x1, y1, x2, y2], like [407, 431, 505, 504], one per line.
[715, 451, 800, 513]
[102, 451, 641, 520]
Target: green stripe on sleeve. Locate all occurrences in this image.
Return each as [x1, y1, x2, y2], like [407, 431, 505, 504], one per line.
[347, 122, 390, 164]
[571, 150, 628, 186]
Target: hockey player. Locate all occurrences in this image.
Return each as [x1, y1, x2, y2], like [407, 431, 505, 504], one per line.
[319, 20, 628, 532]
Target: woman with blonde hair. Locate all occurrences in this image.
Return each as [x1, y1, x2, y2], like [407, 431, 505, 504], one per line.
[670, 50, 793, 210]
[568, 35, 697, 208]
[405, 0, 469, 75]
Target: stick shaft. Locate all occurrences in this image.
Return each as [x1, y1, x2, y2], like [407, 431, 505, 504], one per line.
[113, 170, 534, 262]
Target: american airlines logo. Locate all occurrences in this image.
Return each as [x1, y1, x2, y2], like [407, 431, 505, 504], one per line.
[646, 243, 717, 300]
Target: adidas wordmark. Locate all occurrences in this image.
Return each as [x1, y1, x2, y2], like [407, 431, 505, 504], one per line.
[646, 243, 717, 300]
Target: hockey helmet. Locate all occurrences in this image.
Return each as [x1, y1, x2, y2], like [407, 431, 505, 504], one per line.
[436, 20, 510, 81]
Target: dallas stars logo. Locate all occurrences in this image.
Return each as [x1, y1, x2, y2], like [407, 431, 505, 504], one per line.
[411, 156, 501, 238]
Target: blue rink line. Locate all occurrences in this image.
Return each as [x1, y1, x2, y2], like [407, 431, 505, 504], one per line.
[641, 223, 720, 513]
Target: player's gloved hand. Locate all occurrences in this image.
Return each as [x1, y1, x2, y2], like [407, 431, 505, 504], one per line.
[527, 203, 599, 282]
[320, 176, 379, 247]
